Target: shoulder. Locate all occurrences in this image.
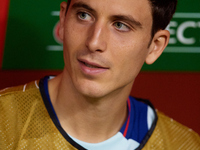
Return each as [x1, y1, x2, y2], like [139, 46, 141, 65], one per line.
[0, 80, 41, 116]
[143, 111, 200, 149]
[0, 80, 40, 96]
[157, 111, 200, 140]
[157, 111, 200, 142]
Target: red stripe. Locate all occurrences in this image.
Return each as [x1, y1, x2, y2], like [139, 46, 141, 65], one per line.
[123, 98, 131, 137]
[0, 0, 9, 69]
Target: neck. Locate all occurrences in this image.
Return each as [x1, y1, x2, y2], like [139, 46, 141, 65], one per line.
[48, 72, 132, 143]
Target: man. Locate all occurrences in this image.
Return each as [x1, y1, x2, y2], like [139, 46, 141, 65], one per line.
[0, 0, 200, 149]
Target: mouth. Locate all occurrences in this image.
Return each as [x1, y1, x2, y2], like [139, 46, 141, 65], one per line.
[79, 59, 108, 69]
[78, 59, 109, 75]
[83, 62, 99, 68]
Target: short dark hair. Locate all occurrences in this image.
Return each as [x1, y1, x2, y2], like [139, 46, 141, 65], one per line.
[148, 0, 177, 37]
[65, 0, 177, 38]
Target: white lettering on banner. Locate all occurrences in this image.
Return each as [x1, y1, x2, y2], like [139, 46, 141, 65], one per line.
[166, 12, 200, 53]
[177, 21, 196, 45]
[173, 13, 200, 18]
[167, 21, 177, 44]
[46, 11, 63, 51]
[167, 21, 200, 45]
[51, 11, 60, 16]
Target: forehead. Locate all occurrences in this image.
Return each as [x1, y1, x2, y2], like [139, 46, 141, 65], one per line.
[70, 0, 152, 27]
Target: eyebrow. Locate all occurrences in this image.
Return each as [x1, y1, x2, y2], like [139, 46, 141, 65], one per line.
[71, 2, 95, 13]
[111, 15, 143, 29]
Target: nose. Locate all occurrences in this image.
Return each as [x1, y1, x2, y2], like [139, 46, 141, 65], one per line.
[85, 22, 107, 53]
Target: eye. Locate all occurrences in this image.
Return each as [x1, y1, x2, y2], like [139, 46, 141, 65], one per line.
[113, 22, 130, 32]
[78, 12, 92, 21]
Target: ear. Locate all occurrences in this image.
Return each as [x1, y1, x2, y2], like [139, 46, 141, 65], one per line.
[59, 2, 68, 41]
[145, 30, 170, 64]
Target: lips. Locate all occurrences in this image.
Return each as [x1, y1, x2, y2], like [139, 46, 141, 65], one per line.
[78, 59, 109, 75]
[79, 59, 108, 69]
[82, 61, 101, 68]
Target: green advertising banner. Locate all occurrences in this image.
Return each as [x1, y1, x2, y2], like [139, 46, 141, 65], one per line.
[3, 0, 200, 71]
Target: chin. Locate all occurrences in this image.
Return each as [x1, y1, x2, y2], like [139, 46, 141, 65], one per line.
[75, 82, 109, 100]
[80, 87, 105, 99]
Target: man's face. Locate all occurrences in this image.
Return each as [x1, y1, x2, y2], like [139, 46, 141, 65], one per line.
[60, 0, 153, 99]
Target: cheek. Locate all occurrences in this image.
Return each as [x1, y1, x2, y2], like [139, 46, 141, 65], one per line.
[113, 39, 148, 63]
[64, 28, 80, 48]
[62, 31, 76, 71]
[111, 40, 149, 78]
[63, 23, 83, 57]
[64, 16, 86, 46]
